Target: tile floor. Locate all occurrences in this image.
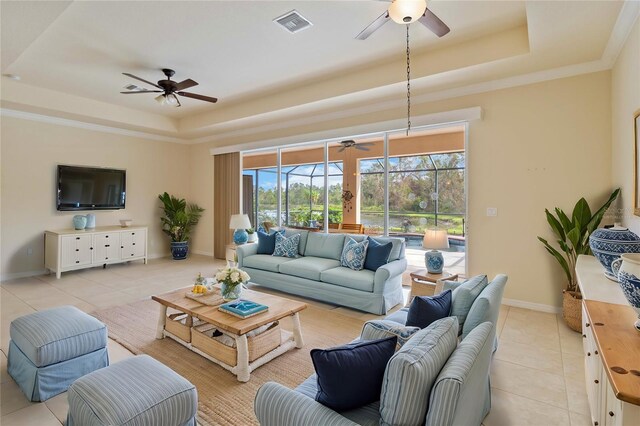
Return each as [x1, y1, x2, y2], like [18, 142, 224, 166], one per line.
[0, 255, 589, 425]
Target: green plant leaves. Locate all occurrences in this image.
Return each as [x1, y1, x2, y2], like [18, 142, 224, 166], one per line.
[538, 188, 620, 292]
[158, 193, 204, 242]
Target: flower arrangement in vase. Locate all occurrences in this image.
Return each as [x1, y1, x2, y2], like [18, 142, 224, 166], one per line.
[215, 266, 250, 301]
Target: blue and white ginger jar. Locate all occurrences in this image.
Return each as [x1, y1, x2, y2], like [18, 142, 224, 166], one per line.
[589, 226, 640, 282]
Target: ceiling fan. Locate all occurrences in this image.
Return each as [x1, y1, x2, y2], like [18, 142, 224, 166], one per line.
[120, 69, 218, 107]
[337, 140, 375, 152]
[356, 0, 450, 40]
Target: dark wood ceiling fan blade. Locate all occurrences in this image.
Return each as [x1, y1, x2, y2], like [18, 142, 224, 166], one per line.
[122, 73, 162, 89]
[355, 11, 390, 40]
[119, 90, 163, 94]
[174, 79, 198, 91]
[419, 9, 450, 37]
[177, 91, 218, 103]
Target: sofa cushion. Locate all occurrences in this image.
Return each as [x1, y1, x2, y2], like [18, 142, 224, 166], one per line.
[280, 257, 342, 281]
[283, 228, 309, 256]
[450, 275, 489, 327]
[364, 237, 393, 271]
[379, 316, 459, 426]
[385, 307, 409, 325]
[273, 233, 300, 258]
[361, 320, 420, 349]
[311, 336, 397, 411]
[320, 267, 375, 292]
[461, 275, 507, 340]
[305, 233, 346, 260]
[344, 235, 404, 261]
[257, 230, 284, 255]
[406, 290, 452, 329]
[341, 237, 369, 271]
[242, 254, 295, 273]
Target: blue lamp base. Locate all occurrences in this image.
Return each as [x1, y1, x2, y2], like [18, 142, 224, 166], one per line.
[425, 250, 444, 274]
[233, 229, 248, 245]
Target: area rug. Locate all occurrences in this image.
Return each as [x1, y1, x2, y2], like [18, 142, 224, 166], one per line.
[93, 299, 365, 426]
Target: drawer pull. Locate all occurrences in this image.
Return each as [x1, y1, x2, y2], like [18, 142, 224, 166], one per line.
[105, 235, 109, 238]
[76, 237, 80, 240]
[131, 254, 134, 256]
[133, 243, 136, 246]
[585, 323, 590, 327]
[582, 334, 586, 338]
[594, 350, 598, 355]
[75, 260, 79, 264]
[105, 244, 110, 247]
[90, 247, 93, 250]
[121, 246, 124, 249]
[609, 411, 614, 417]
[594, 422, 598, 426]
[594, 379, 599, 384]
[105, 257, 108, 260]
[587, 352, 591, 356]
[75, 249, 79, 252]
[132, 232, 135, 235]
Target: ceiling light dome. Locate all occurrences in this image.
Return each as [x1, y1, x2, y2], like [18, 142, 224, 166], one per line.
[388, 0, 427, 24]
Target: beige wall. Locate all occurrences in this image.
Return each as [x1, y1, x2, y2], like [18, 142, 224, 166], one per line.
[0, 117, 191, 279]
[194, 71, 613, 309]
[612, 17, 640, 235]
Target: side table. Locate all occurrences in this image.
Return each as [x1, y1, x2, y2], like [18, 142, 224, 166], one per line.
[408, 269, 459, 305]
[225, 242, 256, 266]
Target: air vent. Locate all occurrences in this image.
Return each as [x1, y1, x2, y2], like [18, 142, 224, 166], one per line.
[123, 84, 144, 91]
[273, 10, 312, 34]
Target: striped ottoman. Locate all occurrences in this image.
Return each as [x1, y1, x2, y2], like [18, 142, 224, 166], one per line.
[8, 305, 108, 401]
[67, 355, 198, 426]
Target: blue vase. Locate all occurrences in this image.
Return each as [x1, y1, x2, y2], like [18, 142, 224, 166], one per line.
[425, 250, 444, 274]
[589, 226, 640, 281]
[220, 282, 242, 301]
[73, 215, 87, 230]
[170, 241, 189, 260]
[85, 213, 96, 229]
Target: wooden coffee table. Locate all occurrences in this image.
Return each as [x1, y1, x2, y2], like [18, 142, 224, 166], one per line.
[152, 287, 307, 382]
[408, 269, 459, 303]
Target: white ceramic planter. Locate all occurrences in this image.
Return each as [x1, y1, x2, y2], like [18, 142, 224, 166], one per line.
[611, 253, 640, 331]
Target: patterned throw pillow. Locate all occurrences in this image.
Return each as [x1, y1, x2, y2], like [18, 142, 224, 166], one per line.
[340, 237, 369, 270]
[361, 320, 421, 349]
[272, 232, 300, 258]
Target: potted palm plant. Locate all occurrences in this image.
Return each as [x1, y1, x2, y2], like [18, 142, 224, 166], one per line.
[538, 188, 620, 331]
[158, 192, 205, 260]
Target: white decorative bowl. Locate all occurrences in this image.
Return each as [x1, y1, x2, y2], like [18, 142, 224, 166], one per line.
[119, 219, 133, 227]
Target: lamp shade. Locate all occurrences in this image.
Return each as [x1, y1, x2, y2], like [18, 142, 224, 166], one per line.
[423, 228, 449, 250]
[388, 0, 427, 24]
[229, 214, 251, 230]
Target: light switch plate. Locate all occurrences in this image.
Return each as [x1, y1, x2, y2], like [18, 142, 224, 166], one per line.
[486, 207, 498, 217]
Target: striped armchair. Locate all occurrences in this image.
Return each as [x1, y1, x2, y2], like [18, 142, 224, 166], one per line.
[255, 318, 495, 426]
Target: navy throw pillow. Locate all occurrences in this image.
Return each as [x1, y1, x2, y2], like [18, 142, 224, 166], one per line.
[311, 336, 397, 411]
[406, 289, 452, 329]
[256, 230, 283, 255]
[364, 237, 393, 271]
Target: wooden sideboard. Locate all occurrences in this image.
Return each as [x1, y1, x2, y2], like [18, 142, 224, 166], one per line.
[576, 255, 640, 426]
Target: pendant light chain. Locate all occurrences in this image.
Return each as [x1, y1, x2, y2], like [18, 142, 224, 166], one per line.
[406, 24, 411, 136]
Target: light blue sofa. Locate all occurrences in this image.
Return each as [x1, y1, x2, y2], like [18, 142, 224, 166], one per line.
[254, 274, 507, 426]
[237, 230, 406, 315]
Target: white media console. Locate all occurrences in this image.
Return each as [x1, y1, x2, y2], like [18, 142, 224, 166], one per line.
[45, 225, 147, 278]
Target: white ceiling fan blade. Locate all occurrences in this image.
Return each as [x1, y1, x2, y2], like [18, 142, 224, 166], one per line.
[355, 11, 390, 40]
[355, 145, 370, 151]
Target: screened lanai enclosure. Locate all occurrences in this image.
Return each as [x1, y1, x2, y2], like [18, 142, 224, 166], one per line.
[241, 127, 467, 275]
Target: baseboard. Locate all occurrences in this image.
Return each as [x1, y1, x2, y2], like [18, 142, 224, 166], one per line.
[191, 250, 215, 257]
[502, 298, 562, 314]
[1, 269, 49, 282]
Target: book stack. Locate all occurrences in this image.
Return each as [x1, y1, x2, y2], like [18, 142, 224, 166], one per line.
[218, 299, 268, 319]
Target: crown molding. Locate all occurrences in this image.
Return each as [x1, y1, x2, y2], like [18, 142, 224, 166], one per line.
[208, 107, 482, 155]
[602, 0, 640, 66]
[0, 108, 188, 144]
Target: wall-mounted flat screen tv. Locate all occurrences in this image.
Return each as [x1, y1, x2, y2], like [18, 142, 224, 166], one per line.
[57, 165, 126, 211]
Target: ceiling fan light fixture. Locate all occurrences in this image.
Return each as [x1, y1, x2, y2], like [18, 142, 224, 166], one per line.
[388, 0, 427, 24]
[166, 94, 178, 106]
[155, 94, 167, 105]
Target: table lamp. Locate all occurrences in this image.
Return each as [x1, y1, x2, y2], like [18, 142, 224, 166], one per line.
[229, 214, 252, 245]
[422, 228, 449, 274]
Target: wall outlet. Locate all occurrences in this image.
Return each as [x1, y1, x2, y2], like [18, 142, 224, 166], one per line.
[486, 207, 498, 217]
